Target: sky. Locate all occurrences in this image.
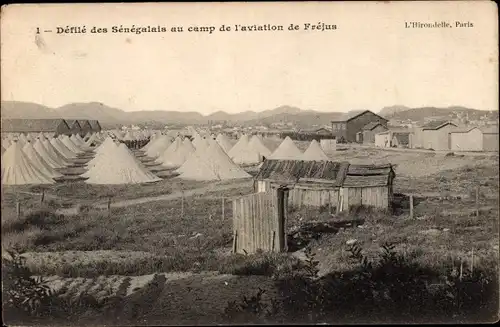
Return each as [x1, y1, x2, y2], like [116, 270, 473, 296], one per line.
[1, 2, 498, 115]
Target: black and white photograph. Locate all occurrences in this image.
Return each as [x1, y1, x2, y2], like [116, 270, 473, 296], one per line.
[1, 1, 498, 325]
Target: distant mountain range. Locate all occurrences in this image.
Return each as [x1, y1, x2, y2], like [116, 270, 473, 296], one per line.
[1, 101, 497, 128]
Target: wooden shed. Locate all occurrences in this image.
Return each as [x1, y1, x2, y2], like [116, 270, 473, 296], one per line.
[331, 110, 388, 143]
[89, 120, 102, 133]
[421, 121, 458, 150]
[481, 126, 499, 151]
[0, 119, 71, 136]
[254, 159, 349, 209]
[449, 127, 484, 151]
[65, 120, 82, 136]
[362, 122, 388, 144]
[78, 120, 93, 136]
[340, 164, 395, 211]
[254, 159, 395, 212]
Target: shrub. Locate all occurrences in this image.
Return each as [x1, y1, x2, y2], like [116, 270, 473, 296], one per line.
[3, 210, 64, 233]
[2, 249, 55, 319]
[226, 244, 499, 324]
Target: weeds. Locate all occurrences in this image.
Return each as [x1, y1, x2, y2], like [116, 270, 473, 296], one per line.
[225, 244, 498, 324]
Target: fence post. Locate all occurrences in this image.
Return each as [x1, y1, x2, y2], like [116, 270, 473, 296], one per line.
[232, 231, 238, 253]
[272, 231, 276, 252]
[471, 248, 474, 276]
[181, 192, 184, 217]
[40, 189, 45, 205]
[459, 259, 463, 281]
[328, 192, 332, 214]
[475, 186, 480, 217]
[221, 196, 225, 221]
[409, 195, 414, 219]
[16, 201, 21, 219]
[107, 197, 111, 217]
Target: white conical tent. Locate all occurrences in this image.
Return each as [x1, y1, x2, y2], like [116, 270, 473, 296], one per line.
[86, 133, 100, 147]
[51, 138, 77, 159]
[94, 137, 116, 155]
[301, 140, 330, 161]
[19, 134, 28, 143]
[216, 133, 234, 154]
[1, 142, 54, 185]
[158, 137, 183, 168]
[43, 139, 71, 166]
[176, 139, 251, 181]
[22, 142, 63, 178]
[227, 134, 249, 158]
[83, 140, 119, 175]
[16, 138, 26, 147]
[1, 143, 6, 156]
[145, 135, 172, 158]
[38, 133, 48, 142]
[70, 134, 86, 147]
[175, 138, 210, 174]
[2, 139, 12, 150]
[249, 135, 272, 158]
[62, 136, 84, 154]
[34, 139, 67, 169]
[83, 132, 93, 141]
[84, 143, 161, 184]
[268, 136, 303, 160]
[227, 135, 261, 165]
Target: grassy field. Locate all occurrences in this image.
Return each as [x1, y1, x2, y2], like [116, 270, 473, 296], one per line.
[2, 145, 498, 324]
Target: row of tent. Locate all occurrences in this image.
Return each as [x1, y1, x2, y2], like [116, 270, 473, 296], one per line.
[2, 127, 334, 185]
[1, 133, 95, 185]
[141, 130, 331, 169]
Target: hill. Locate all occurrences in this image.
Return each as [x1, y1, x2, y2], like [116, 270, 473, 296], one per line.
[1, 101, 495, 128]
[378, 105, 411, 117]
[56, 102, 130, 122]
[389, 106, 498, 122]
[0, 101, 60, 119]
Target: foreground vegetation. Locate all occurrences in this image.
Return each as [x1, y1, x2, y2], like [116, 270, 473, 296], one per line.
[3, 244, 498, 325]
[1, 148, 498, 324]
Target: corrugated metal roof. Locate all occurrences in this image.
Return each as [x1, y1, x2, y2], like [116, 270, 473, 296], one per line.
[255, 160, 394, 187]
[343, 175, 391, 187]
[343, 164, 395, 187]
[0, 119, 69, 133]
[421, 120, 457, 130]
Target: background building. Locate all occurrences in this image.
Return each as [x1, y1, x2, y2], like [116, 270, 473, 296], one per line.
[331, 110, 388, 143]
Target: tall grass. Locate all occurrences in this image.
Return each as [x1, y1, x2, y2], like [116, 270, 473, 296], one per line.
[224, 244, 499, 324]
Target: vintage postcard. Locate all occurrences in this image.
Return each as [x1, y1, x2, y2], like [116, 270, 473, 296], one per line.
[1, 1, 498, 325]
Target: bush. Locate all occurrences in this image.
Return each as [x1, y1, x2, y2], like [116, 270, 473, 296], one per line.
[3, 210, 64, 233]
[225, 244, 499, 324]
[2, 249, 55, 319]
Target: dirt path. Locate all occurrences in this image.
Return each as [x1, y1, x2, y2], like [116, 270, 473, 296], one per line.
[94, 180, 252, 209]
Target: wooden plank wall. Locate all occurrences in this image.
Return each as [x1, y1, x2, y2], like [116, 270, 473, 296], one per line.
[343, 186, 389, 210]
[289, 187, 339, 208]
[361, 187, 389, 208]
[232, 188, 288, 254]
